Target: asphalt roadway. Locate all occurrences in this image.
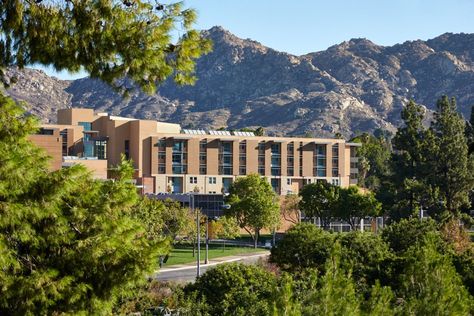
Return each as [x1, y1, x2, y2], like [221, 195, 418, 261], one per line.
[155, 252, 270, 283]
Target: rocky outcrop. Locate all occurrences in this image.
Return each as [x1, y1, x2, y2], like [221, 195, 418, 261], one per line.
[5, 27, 474, 137]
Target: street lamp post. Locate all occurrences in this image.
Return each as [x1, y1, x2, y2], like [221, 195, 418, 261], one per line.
[192, 194, 201, 278]
[205, 215, 209, 264]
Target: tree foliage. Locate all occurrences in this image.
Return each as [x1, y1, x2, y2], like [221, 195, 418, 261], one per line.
[280, 193, 301, 225]
[185, 263, 277, 316]
[270, 223, 334, 272]
[351, 133, 391, 190]
[226, 174, 280, 248]
[0, 0, 212, 93]
[298, 181, 339, 228]
[335, 186, 381, 229]
[429, 96, 473, 213]
[0, 94, 165, 314]
[398, 234, 473, 315]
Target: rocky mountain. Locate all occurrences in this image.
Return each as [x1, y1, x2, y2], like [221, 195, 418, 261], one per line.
[5, 27, 474, 138]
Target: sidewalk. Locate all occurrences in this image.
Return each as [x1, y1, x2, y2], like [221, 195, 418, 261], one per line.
[156, 251, 270, 273]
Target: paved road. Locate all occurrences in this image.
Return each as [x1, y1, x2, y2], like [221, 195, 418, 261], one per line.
[155, 252, 269, 283]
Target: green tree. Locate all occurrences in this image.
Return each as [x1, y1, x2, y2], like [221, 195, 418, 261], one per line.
[0, 1, 211, 93]
[185, 263, 277, 315]
[337, 232, 392, 296]
[335, 186, 382, 230]
[0, 95, 165, 314]
[299, 181, 339, 229]
[280, 193, 301, 225]
[466, 105, 474, 155]
[398, 234, 473, 315]
[210, 215, 240, 252]
[429, 96, 474, 213]
[270, 223, 334, 272]
[388, 100, 435, 219]
[254, 126, 265, 136]
[160, 199, 194, 240]
[226, 174, 280, 248]
[351, 133, 391, 190]
[302, 244, 361, 316]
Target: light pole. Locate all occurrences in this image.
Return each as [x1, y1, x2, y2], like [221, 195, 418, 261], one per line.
[192, 194, 200, 278]
[205, 215, 209, 264]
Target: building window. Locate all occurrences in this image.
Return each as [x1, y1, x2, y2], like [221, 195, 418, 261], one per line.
[287, 167, 294, 176]
[124, 140, 130, 160]
[190, 176, 197, 184]
[314, 144, 326, 177]
[222, 178, 233, 194]
[158, 152, 166, 161]
[199, 166, 207, 175]
[271, 178, 280, 194]
[270, 143, 281, 176]
[287, 178, 292, 185]
[239, 166, 246, 175]
[94, 140, 107, 159]
[258, 166, 265, 176]
[332, 178, 340, 186]
[199, 140, 207, 152]
[299, 142, 303, 176]
[158, 164, 165, 174]
[60, 130, 68, 156]
[157, 139, 166, 150]
[78, 122, 91, 131]
[172, 140, 187, 174]
[38, 128, 54, 135]
[209, 177, 217, 184]
[332, 144, 339, 178]
[219, 141, 233, 176]
[239, 141, 246, 153]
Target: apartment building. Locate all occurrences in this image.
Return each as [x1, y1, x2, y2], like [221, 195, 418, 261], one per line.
[32, 108, 360, 195]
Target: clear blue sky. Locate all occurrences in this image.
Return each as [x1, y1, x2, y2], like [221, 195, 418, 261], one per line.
[36, 0, 474, 80]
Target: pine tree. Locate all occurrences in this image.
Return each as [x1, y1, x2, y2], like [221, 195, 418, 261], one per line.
[0, 94, 166, 314]
[302, 243, 361, 316]
[389, 100, 437, 218]
[0, 1, 212, 93]
[429, 96, 474, 213]
[398, 233, 473, 315]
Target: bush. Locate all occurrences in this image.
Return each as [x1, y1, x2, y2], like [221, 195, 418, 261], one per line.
[185, 263, 277, 315]
[337, 232, 393, 295]
[270, 223, 334, 272]
[381, 218, 440, 254]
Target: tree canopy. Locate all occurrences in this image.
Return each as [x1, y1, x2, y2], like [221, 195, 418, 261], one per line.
[298, 181, 339, 228]
[226, 174, 280, 248]
[0, 0, 212, 93]
[0, 95, 166, 314]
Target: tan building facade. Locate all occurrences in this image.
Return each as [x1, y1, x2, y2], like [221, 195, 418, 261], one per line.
[33, 108, 360, 194]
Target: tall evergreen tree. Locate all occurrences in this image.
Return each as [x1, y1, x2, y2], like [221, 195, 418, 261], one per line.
[429, 96, 473, 213]
[0, 95, 166, 314]
[388, 100, 436, 219]
[398, 233, 473, 315]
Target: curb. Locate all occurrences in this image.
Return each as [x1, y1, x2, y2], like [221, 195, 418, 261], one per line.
[156, 252, 269, 273]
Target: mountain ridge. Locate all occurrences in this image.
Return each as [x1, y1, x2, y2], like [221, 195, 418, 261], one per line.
[5, 26, 474, 138]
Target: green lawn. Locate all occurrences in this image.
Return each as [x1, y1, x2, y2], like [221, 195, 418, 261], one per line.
[163, 244, 267, 266]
